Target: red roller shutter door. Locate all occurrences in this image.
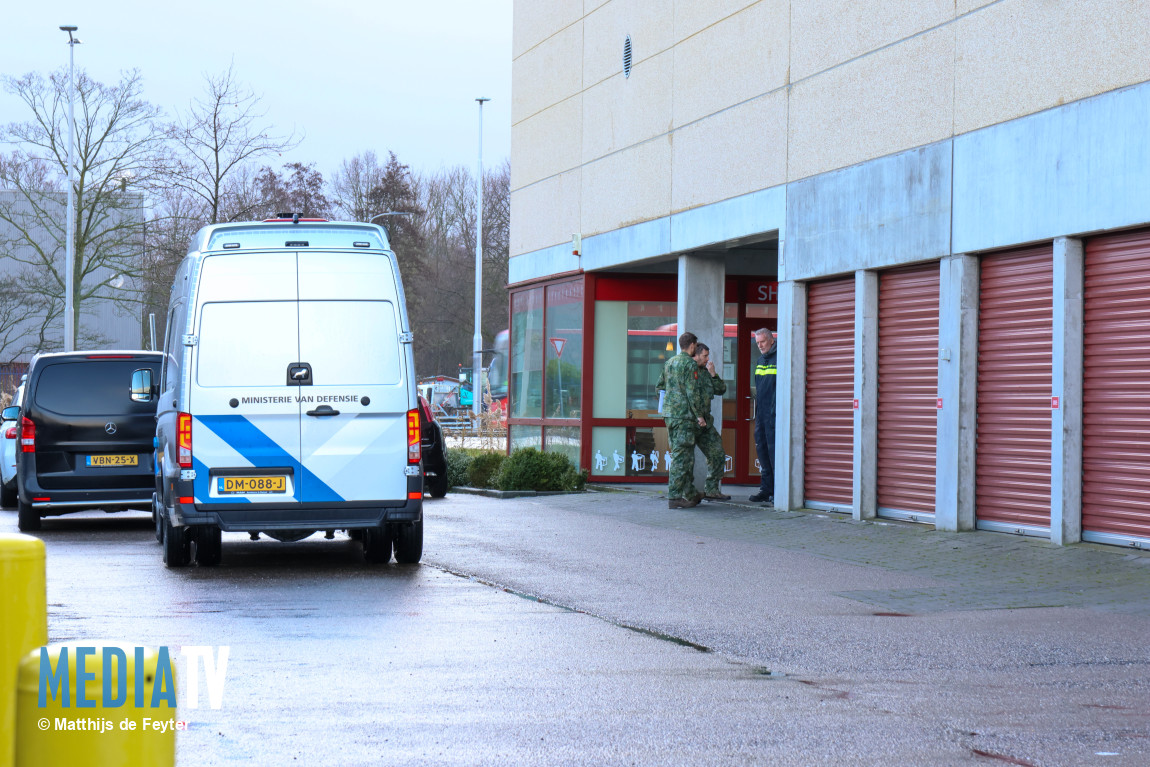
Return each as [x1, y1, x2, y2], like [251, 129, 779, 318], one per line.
[877, 263, 940, 519]
[1083, 229, 1150, 542]
[975, 246, 1053, 532]
[804, 278, 855, 509]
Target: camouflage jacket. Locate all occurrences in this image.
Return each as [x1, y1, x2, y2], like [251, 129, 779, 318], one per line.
[692, 371, 726, 426]
[658, 352, 702, 423]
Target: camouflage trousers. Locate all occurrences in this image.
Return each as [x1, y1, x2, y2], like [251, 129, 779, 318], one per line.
[666, 420, 726, 499]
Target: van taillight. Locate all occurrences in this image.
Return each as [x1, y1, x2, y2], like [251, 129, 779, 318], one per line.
[407, 409, 420, 464]
[20, 417, 35, 453]
[177, 412, 193, 468]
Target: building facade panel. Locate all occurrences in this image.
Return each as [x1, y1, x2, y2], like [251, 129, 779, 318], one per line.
[787, 25, 955, 181]
[511, 22, 584, 125]
[671, 1, 789, 129]
[512, 0, 584, 60]
[579, 136, 672, 238]
[582, 0, 675, 88]
[509, 170, 582, 258]
[784, 143, 951, 282]
[670, 91, 787, 214]
[581, 49, 674, 165]
[672, 0, 760, 44]
[953, 0, 1150, 136]
[790, 0, 953, 82]
[511, 95, 583, 190]
[953, 80, 1150, 255]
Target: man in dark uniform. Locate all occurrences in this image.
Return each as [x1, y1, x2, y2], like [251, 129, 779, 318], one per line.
[749, 329, 777, 504]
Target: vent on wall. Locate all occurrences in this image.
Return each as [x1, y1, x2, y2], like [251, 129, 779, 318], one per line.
[623, 35, 632, 78]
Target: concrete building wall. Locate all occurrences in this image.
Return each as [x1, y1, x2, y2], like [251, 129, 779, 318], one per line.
[511, 0, 1150, 261]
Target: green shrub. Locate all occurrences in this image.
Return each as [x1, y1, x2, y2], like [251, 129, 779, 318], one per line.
[496, 448, 587, 492]
[445, 448, 474, 488]
[466, 451, 506, 489]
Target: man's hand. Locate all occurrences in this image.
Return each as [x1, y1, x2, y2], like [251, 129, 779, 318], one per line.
[705, 360, 717, 376]
[697, 416, 706, 427]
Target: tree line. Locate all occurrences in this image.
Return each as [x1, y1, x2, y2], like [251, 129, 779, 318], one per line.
[0, 65, 509, 378]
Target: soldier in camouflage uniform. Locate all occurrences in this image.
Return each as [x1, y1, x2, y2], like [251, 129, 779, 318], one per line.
[691, 343, 731, 501]
[659, 331, 705, 508]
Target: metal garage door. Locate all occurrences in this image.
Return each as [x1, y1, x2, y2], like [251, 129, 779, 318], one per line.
[804, 277, 855, 510]
[877, 263, 940, 521]
[1083, 228, 1150, 544]
[975, 246, 1053, 534]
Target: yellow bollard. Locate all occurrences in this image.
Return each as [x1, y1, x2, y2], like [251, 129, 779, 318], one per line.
[15, 644, 176, 767]
[0, 534, 47, 767]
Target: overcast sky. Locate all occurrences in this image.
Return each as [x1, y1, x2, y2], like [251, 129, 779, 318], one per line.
[1, 0, 512, 179]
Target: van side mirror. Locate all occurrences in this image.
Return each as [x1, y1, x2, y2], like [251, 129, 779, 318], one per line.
[130, 368, 154, 403]
[1, 406, 18, 421]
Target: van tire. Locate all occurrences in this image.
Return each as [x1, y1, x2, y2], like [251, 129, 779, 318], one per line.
[194, 526, 222, 567]
[393, 519, 423, 564]
[1, 480, 16, 509]
[163, 517, 191, 567]
[152, 492, 165, 542]
[17, 497, 40, 531]
[363, 526, 392, 564]
[427, 474, 448, 499]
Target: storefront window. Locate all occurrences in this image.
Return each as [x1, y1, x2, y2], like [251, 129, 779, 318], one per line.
[593, 301, 677, 420]
[543, 425, 581, 469]
[544, 281, 583, 419]
[509, 424, 542, 452]
[509, 288, 543, 418]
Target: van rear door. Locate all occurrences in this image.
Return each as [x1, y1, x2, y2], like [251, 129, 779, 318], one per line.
[296, 251, 410, 503]
[191, 252, 303, 505]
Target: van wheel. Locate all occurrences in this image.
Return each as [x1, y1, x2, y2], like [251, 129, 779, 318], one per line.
[194, 526, 222, 567]
[393, 519, 423, 564]
[152, 492, 165, 543]
[363, 526, 392, 563]
[427, 474, 448, 499]
[1, 480, 16, 509]
[163, 517, 191, 567]
[17, 497, 40, 531]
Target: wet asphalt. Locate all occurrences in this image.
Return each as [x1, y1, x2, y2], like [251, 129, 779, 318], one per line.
[3, 489, 1149, 766]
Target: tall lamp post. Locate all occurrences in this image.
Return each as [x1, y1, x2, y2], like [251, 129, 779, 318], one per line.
[472, 97, 489, 418]
[60, 25, 81, 352]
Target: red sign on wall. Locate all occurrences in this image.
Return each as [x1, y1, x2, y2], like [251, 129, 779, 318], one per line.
[1051, 396, 1060, 410]
[937, 398, 944, 409]
[746, 281, 779, 304]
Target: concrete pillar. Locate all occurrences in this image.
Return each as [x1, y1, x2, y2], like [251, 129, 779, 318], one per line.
[775, 280, 807, 509]
[934, 254, 980, 532]
[852, 271, 878, 520]
[677, 253, 726, 490]
[1051, 237, 1084, 545]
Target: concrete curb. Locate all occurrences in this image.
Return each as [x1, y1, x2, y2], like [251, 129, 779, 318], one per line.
[450, 486, 588, 499]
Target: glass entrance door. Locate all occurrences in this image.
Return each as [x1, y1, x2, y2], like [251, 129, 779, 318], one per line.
[733, 305, 777, 485]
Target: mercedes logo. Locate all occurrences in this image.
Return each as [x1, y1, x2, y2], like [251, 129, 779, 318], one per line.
[105, 422, 117, 435]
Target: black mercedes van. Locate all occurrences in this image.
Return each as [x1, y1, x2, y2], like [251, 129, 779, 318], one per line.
[16, 351, 162, 531]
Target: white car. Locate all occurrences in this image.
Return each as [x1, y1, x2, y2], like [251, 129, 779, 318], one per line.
[1, 385, 22, 507]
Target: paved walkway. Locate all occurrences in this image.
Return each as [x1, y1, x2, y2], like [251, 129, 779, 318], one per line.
[587, 483, 1150, 615]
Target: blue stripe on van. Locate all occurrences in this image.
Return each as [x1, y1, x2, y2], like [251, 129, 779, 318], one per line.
[195, 414, 343, 503]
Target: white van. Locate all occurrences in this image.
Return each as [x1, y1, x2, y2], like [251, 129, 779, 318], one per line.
[149, 218, 422, 567]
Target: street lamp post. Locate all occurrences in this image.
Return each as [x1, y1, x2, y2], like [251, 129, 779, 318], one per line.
[60, 25, 80, 352]
[473, 97, 489, 419]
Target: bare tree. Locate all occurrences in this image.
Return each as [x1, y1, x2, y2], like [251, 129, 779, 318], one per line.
[0, 68, 167, 349]
[166, 65, 299, 224]
[330, 150, 386, 222]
